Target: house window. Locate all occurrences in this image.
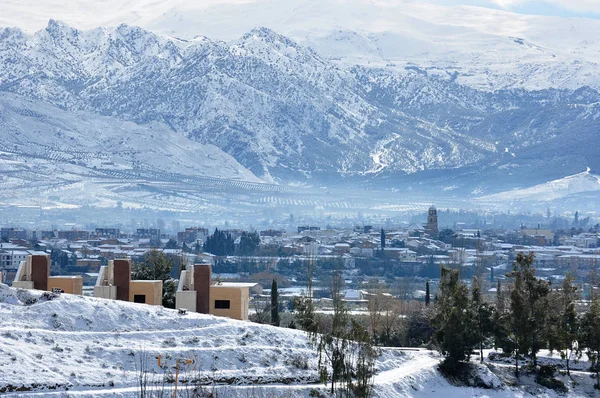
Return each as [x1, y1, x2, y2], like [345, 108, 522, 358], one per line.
[133, 294, 146, 303]
[215, 300, 230, 309]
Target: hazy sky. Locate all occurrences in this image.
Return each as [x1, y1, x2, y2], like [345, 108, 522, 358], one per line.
[429, 0, 600, 18]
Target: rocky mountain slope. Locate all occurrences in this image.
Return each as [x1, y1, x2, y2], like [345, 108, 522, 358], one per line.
[1, 20, 599, 190]
[3, 0, 600, 91]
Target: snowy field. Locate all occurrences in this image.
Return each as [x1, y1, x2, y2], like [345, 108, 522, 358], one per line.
[2, 284, 600, 397]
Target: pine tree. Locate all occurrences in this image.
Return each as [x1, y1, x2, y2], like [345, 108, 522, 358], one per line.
[506, 252, 551, 375]
[203, 228, 235, 256]
[581, 297, 600, 389]
[425, 280, 431, 307]
[165, 238, 178, 249]
[431, 266, 477, 371]
[238, 231, 260, 255]
[270, 279, 280, 327]
[547, 273, 580, 375]
[133, 250, 177, 308]
[472, 276, 495, 363]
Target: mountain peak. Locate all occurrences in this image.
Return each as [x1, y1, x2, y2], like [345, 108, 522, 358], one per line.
[45, 18, 77, 35]
[241, 27, 297, 48]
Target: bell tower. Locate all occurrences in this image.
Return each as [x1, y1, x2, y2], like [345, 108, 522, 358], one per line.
[426, 205, 438, 237]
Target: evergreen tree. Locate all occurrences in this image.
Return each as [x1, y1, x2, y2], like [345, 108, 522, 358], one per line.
[431, 266, 478, 371]
[581, 297, 600, 389]
[506, 252, 551, 375]
[133, 250, 177, 308]
[203, 228, 235, 256]
[438, 228, 455, 244]
[471, 277, 495, 363]
[238, 231, 260, 256]
[165, 238, 178, 249]
[425, 280, 431, 307]
[193, 242, 201, 254]
[380, 228, 385, 250]
[547, 273, 581, 375]
[271, 279, 280, 327]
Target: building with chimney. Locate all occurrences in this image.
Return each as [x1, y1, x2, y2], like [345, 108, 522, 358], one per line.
[94, 258, 162, 305]
[12, 254, 83, 294]
[176, 263, 256, 321]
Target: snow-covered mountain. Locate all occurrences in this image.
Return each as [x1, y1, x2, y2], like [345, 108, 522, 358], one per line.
[2, 0, 600, 91]
[1, 20, 599, 189]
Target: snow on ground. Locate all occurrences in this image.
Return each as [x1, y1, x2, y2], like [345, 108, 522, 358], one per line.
[1, 283, 599, 397]
[478, 168, 600, 203]
[0, 284, 322, 396]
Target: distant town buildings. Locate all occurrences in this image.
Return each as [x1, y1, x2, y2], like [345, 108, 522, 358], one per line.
[1, 205, 599, 309]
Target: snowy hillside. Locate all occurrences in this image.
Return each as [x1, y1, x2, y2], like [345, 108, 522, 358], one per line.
[1, 21, 599, 187]
[2, 0, 600, 91]
[479, 168, 600, 203]
[0, 93, 268, 210]
[2, 284, 599, 397]
[0, 283, 445, 397]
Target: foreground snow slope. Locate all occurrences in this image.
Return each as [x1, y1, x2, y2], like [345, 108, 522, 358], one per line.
[1, 284, 595, 397]
[0, 284, 322, 396]
[1, 0, 599, 91]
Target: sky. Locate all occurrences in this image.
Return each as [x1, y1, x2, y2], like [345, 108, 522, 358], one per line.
[429, 0, 600, 18]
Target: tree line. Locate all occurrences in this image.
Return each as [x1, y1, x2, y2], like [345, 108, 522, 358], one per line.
[432, 251, 600, 387]
[203, 229, 260, 256]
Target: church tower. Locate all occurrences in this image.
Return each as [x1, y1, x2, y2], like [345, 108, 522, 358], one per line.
[426, 205, 438, 237]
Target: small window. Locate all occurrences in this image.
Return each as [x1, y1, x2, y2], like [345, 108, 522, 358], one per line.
[215, 300, 230, 309]
[133, 294, 146, 303]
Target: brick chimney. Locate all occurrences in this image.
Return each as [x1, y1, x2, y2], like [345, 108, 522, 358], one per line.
[194, 263, 212, 314]
[30, 255, 50, 291]
[113, 259, 131, 301]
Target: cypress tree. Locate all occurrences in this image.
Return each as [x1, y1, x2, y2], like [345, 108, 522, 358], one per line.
[425, 280, 431, 307]
[271, 279, 280, 327]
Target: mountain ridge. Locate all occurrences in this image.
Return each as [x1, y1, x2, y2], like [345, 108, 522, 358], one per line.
[3, 0, 600, 91]
[2, 20, 599, 189]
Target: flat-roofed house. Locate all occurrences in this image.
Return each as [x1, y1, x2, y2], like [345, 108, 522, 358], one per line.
[94, 258, 162, 305]
[176, 263, 256, 321]
[12, 254, 83, 295]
